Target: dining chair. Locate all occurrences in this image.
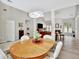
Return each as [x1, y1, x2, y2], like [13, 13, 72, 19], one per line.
[21, 35, 30, 41]
[50, 41, 63, 59]
[44, 41, 63, 59]
[0, 49, 7, 59]
[43, 35, 55, 41]
[0, 41, 18, 56]
[43, 35, 55, 52]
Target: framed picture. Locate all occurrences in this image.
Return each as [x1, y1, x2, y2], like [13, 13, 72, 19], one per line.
[55, 23, 59, 28]
[18, 22, 23, 27]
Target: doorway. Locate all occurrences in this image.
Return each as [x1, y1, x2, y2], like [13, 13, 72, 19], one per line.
[5, 20, 15, 41]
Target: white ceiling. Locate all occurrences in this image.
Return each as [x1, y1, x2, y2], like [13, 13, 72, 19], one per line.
[1, 0, 79, 12]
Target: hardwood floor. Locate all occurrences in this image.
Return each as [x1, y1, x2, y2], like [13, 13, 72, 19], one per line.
[58, 36, 79, 59]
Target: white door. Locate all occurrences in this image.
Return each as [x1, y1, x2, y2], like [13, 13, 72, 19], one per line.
[5, 20, 15, 41]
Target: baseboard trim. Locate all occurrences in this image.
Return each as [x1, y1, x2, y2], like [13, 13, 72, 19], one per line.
[0, 41, 12, 44]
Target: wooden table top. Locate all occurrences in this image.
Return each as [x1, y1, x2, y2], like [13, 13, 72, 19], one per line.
[10, 38, 55, 59]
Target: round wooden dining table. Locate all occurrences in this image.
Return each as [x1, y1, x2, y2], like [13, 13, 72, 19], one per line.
[10, 38, 55, 59]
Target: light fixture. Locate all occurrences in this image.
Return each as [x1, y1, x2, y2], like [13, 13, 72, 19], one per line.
[29, 11, 44, 18]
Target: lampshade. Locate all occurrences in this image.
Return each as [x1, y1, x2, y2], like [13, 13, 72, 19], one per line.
[29, 11, 44, 18]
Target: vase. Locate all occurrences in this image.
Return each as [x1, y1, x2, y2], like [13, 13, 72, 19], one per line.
[34, 38, 41, 43]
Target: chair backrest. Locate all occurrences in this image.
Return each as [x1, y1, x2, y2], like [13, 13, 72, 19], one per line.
[53, 41, 63, 59]
[21, 35, 29, 41]
[0, 49, 7, 59]
[43, 35, 54, 40]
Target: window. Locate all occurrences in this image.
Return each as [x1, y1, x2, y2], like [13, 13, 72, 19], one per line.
[64, 23, 72, 33]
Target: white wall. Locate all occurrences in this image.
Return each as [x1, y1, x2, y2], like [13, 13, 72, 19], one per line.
[51, 10, 55, 40]
[44, 11, 51, 21]
[55, 6, 76, 19]
[25, 19, 34, 37]
[75, 5, 79, 39]
[0, 1, 28, 42]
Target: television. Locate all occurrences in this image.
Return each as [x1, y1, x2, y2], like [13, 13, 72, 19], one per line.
[37, 23, 43, 28]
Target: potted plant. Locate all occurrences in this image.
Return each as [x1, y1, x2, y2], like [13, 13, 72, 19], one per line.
[34, 31, 41, 42]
